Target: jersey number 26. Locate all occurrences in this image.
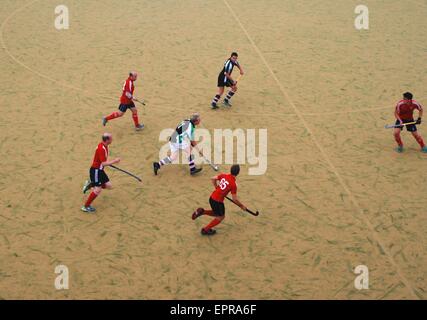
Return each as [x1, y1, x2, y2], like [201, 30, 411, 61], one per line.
[218, 178, 229, 190]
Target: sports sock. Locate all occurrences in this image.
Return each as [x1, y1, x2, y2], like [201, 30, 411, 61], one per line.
[203, 218, 222, 231]
[224, 91, 235, 102]
[132, 112, 139, 126]
[85, 192, 97, 207]
[106, 112, 120, 121]
[212, 94, 221, 105]
[394, 133, 403, 146]
[160, 157, 172, 166]
[189, 155, 196, 171]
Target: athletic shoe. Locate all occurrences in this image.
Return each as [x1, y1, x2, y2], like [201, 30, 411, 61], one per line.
[102, 117, 107, 126]
[190, 167, 203, 175]
[422, 146, 427, 153]
[153, 162, 160, 175]
[211, 103, 219, 109]
[81, 206, 96, 213]
[192, 208, 205, 220]
[82, 180, 92, 194]
[135, 124, 145, 131]
[201, 228, 216, 236]
[396, 146, 404, 153]
[223, 100, 232, 107]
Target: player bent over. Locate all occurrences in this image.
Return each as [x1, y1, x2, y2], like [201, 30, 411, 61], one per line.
[102, 71, 144, 130]
[153, 113, 203, 176]
[211, 52, 244, 109]
[192, 165, 247, 235]
[81, 133, 121, 213]
[393, 92, 427, 153]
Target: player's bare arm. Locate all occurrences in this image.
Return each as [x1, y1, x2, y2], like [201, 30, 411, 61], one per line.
[395, 108, 403, 124]
[236, 63, 244, 76]
[211, 175, 219, 188]
[231, 193, 246, 211]
[102, 157, 121, 167]
[417, 108, 423, 124]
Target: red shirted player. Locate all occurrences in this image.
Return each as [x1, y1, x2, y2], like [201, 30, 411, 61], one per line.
[81, 133, 121, 213]
[393, 92, 427, 153]
[102, 72, 144, 131]
[192, 165, 247, 236]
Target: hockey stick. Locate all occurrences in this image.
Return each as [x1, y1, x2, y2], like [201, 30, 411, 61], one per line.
[110, 165, 142, 182]
[193, 146, 219, 171]
[385, 121, 417, 129]
[200, 153, 219, 171]
[225, 196, 259, 216]
[133, 98, 146, 106]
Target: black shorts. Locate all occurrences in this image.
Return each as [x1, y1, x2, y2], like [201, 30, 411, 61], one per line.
[396, 119, 417, 132]
[217, 73, 234, 88]
[209, 197, 225, 217]
[118, 102, 136, 113]
[89, 168, 110, 187]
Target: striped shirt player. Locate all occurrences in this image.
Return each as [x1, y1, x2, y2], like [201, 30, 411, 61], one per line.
[192, 165, 247, 236]
[211, 52, 244, 109]
[153, 113, 203, 176]
[393, 92, 427, 153]
[102, 71, 144, 131]
[81, 133, 121, 213]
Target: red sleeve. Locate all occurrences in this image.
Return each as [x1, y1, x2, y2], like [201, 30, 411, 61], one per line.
[230, 181, 237, 195]
[415, 101, 423, 111]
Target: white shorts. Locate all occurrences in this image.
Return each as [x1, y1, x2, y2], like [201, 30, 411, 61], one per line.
[170, 142, 191, 154]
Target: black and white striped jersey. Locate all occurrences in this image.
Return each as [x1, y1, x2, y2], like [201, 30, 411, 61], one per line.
[221, 59, 239, 76]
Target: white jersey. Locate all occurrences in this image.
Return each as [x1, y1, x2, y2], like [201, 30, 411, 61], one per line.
[170, 120, 195, 146]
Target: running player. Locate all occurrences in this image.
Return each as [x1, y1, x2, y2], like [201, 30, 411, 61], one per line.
[393, 92, 427, 153]
[81, 133, 121, 213]
[102, 71, 144, 130]
[192, 165, 247, 235]
[153, 113, 203, 175]
[211, 52, 244, 109]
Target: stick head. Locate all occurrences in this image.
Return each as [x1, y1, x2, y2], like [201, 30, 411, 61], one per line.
[245, 208, 260, 216]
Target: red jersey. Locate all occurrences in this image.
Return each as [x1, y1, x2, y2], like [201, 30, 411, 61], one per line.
[210, 174, 237, 203]
[395, 99, 423, 121]
[120, 77, 135, 105]
[91, 142, 109, 170]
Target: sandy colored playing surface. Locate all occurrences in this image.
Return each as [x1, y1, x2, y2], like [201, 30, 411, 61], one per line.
[0, 0, 426, 299]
